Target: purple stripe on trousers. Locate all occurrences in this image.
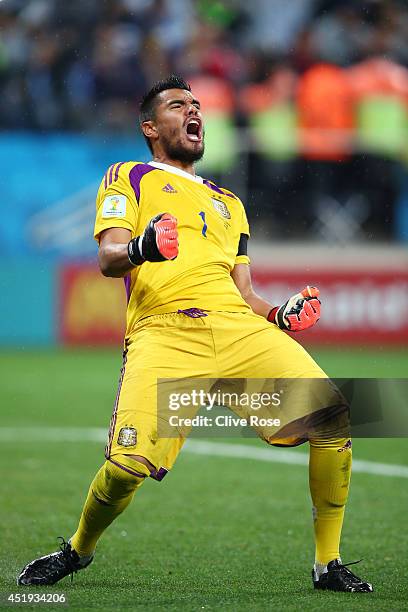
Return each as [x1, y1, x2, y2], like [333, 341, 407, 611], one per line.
[107, 457, 148, 479]
[105, 348, 128, 459]
[124, 274, 131, 303]
[114, 161, 125, 182]
[203, 179, 236, 199]
[150, 466, 169, 481]
[129, 163, 157, 203]
[108, 457, 169, 482]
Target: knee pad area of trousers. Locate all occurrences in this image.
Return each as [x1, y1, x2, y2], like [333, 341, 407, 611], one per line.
[94, 457, 149, 504]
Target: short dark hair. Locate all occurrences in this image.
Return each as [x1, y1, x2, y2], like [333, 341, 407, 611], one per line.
[139, 75, 191, 153]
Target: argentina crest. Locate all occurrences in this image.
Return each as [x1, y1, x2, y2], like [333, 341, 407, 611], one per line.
[117, 427, 137, 447]
[211, 197, 231, 219]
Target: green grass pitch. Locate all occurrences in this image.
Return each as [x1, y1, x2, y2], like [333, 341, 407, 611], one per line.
[0, 347, 407, 611]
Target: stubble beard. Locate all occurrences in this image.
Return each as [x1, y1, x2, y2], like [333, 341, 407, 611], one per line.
[161, 130, 205, 164]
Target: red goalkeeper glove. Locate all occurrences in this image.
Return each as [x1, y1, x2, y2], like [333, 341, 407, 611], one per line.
[128, 212, 178, 265]
[267, 286, 321, 332]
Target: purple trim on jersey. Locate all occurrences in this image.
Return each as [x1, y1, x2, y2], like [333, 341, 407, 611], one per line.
[177, 308, 208, 318]
[129, 163, 157, 203]
[124, 274, 131, 303]
[108, 164, 115, 185]
[203, 179, 236, 199]
[114, 161, 125, 182]
[103, 162, 124, 189]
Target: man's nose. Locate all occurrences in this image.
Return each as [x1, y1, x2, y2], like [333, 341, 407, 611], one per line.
[187, 103, 198, 116]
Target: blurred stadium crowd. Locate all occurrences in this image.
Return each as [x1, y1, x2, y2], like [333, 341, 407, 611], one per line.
[1, 0, 408, 240]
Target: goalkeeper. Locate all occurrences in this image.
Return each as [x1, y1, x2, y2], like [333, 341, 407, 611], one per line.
[18, 75, 372, 594]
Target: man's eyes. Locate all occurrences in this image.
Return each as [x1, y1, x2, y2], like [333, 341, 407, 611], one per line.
[170, 103, 201, 109]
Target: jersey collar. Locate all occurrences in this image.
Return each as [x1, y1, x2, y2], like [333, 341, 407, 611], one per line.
[148, 161, 204, 184]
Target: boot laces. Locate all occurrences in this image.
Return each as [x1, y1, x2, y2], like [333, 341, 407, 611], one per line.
[56, 536, 78, 582]
[331, 559, 365, 586]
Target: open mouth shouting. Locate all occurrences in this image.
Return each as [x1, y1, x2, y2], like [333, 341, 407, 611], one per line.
[185, 117, 203, 143]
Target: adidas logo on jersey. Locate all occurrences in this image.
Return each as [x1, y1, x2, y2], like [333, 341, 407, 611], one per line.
[162, 183, 177, 193]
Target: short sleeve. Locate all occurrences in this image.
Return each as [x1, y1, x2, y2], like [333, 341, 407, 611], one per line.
[94, 162, 139, 243]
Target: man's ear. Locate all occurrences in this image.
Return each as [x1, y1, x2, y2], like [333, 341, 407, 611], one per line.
[141, 120, 158, 144]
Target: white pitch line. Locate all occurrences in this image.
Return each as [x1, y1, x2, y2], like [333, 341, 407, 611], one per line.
[0, 427, 407, 479]
[0, 427, 106, 443]
[183, 440, 408, 479]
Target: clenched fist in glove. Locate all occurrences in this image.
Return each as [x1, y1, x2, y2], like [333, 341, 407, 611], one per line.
[267, 286, 321, 332]
[128, 212, 178, 265]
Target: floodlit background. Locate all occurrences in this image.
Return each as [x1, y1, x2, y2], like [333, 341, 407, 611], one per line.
[1, 1, 407, 608]
[0, 0, 407, 346]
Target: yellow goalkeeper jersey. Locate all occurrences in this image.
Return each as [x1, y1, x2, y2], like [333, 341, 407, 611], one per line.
[94, 160, 251, 335]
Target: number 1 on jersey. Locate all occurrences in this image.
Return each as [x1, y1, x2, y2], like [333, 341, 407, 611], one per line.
[198, 211, 207, 238]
